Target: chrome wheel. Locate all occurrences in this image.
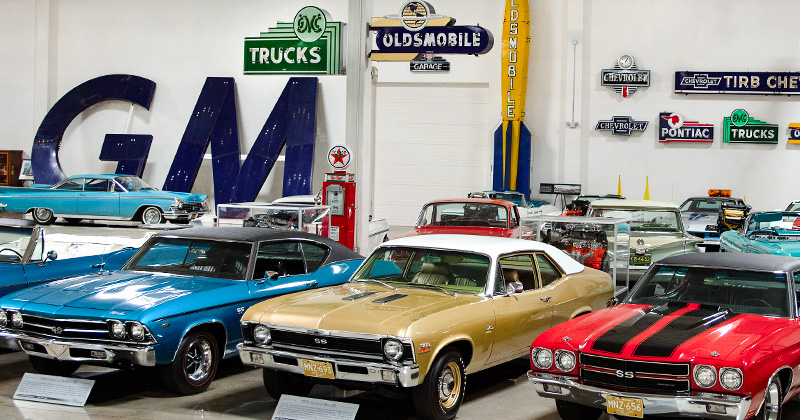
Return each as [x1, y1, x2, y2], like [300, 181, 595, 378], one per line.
[184, 337, 213, 383]
[763, 379, 781, 420]
[32, 208, 54, 224]
[141, 206, 162, 224]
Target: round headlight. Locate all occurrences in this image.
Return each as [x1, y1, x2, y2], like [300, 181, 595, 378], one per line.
[554, 350, 576, 372]
[694, 365, 717, 388]
[253, 324, 271, 345]
[10, 311, 23, 328]
[720, 368, 743, 391]
[129, 322, 145, 341]
[383, 339, 404, 361]
[532, 348, 553, 370]
[109, 320, 126, 339]
[0, 309, 7, 327]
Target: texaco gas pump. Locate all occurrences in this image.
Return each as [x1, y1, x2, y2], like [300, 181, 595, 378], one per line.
[322, 146, 356, 250]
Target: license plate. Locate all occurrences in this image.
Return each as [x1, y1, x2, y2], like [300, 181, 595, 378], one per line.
[606, 395, 643, 418]
[301, 359, 335, 379]
[629, 253, 651, 266]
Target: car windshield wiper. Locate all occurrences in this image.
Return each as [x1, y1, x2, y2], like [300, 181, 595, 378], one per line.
[354, 278, 397, 290]
[403, 282, 455, 297]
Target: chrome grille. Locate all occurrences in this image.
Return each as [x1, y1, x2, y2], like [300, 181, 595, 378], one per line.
[579, 353, 690, 393]
[13, 313, 155, 345]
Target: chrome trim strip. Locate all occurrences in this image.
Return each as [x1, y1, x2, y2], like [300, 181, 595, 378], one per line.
[2, 331, 156, 366]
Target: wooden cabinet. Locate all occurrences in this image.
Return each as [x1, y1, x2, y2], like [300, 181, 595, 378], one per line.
[0, 150, 23, 186]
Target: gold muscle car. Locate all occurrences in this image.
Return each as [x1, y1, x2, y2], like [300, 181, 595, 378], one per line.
[238, 234, 613, 420]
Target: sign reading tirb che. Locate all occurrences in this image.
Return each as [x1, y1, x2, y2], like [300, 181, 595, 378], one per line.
[658, 113, 714, 143]
[676, 71, 800, 95]
[596, 116, 648, 136]
[370, 1, 493, 61]
[601, 55, 650, 98]
[244, 6, 343, 74]
[723, 109, 778, 144]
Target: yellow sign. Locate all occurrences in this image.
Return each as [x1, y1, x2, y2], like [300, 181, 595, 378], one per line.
[501, 0, 530, 190]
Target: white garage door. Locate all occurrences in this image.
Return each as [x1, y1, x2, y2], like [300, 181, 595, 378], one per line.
[373, 83, 492, 227]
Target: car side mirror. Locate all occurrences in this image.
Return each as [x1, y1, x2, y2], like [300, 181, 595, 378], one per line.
[266, 270, 279, 281]
[46, 250, 57, 261]
[505, 282, 524, 296]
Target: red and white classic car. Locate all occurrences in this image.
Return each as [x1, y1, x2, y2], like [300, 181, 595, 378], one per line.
[527, 252, 800, 420]
[400, 198, 527, 239]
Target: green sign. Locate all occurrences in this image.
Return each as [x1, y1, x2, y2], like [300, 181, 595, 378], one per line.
[244, 7, 342, 74]
[723, 109, 778, 144]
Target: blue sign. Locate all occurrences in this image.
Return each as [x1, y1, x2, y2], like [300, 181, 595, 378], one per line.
[372, 26, 492, 55]
[595, 116, 648, 136]
[675, 71, 800, 95]
[658, 112, 714, 143]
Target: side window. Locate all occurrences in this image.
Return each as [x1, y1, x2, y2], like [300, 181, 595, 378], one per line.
[498, 254, 537, 291]
[253, 241, 306, 279]
[493, 266, 506, 294]
[85, 178, 111, 192]
[56, 178, 85, 190]
[300, 242, 329, 272]
[535, 254, 561, 287]
[793, 272, 800, 315]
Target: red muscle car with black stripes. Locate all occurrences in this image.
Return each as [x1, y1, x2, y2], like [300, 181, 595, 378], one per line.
[527, 252, 800, 420]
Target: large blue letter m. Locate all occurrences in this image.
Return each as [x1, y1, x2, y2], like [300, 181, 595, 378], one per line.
[163, 77, 318, 205]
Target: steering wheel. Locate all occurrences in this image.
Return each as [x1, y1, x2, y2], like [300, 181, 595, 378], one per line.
[741, 298, 773, 308]
[0, 248, 23, 259]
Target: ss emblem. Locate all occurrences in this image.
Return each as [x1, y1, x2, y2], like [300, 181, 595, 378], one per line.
[236, 307, 245, 315]
[615, 370, 634, 378]
[314, 338, 327, 345]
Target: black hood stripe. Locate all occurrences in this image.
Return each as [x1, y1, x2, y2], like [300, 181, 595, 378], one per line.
[590, 305, 683, 354]
[632, 308, 737, 358]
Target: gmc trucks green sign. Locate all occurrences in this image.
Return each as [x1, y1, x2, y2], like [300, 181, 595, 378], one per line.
[244, 7, 343, 74]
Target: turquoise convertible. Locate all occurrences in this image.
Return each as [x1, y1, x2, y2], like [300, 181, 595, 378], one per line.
[720, 211, 800, 256]
[0, 174, 207, 225]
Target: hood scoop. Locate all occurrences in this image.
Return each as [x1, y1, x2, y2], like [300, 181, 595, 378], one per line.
[372, 293, 408, 304]
[342, 291, 378, 301]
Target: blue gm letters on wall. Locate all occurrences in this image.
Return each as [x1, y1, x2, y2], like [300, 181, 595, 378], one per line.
[31, 74, 318, 205]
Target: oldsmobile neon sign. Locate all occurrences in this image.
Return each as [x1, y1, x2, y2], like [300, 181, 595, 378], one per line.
[676, 71, 800, 95]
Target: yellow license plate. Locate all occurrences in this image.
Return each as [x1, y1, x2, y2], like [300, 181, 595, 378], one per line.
[606, 395, 643, 418]
[629, 253, 651, 266]
[301, 359, 335, 379]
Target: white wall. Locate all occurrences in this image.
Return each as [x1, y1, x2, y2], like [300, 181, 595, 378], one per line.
[2, 0, 800, 219]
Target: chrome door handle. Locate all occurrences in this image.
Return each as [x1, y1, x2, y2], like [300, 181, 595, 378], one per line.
[541, 296, 551, 302]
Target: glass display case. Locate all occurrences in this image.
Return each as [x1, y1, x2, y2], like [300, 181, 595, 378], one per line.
[521, 215, 632, 294]
[216, 202, 332, 237]
[0, 150, 23, 186]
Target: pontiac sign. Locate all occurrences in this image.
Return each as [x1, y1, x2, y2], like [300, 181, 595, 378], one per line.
[244, 6, 343, 74]
[658, 112, 714, 143]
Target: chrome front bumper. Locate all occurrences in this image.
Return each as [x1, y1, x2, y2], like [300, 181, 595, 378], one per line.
[0, 331, 156, 367]
[238, 344, 421, 388]
[527, 371, 752, 420]
[163, 208, 207, 222]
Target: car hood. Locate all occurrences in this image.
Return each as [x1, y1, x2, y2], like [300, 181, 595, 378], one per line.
[5, 270, 229, 312]
[404, 226, 515, 238]
[545, 303, 786, 362]
[682, 213, 716, 232]
[740, 236, 800, 257]
[609, 234, 700, 252]
[248, 283, 481, 337]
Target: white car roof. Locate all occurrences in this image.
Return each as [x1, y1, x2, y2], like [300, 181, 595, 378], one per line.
[589, 199, 679, 210]
[379, 234, 585, 275]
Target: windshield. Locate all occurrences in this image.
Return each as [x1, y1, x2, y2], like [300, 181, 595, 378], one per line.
[588, 208, 682, 233]
[0, 226, 37, 263]
[125, 237, 252, 280]
[627, 265, 791, 317]
[418, 202, 510, 228]
[115, 176, 156, 192]
[745, 212, 800, 238]
[351, 246, 490, 294]
[679, 198, 739, 213]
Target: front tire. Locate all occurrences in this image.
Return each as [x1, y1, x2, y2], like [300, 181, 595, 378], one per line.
[140, 206, 163, 225]
[159, 330, 218, 395]
[32, 208, 55, 225]
[555, 400, 602, 420]
[28, 356, 80, 376]
[412, 350, 466, 420]
[756, 376, 783, 420]
[262, 368, 313, 400]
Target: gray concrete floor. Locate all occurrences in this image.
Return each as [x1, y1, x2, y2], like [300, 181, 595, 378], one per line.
[0, 216, 798, 419]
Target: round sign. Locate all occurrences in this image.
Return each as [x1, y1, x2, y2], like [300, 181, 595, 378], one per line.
[400, 1, 431, 31]
[328, 145, 351, 169]
[730, 109, 749, 127]
[294, 6, 328, 43]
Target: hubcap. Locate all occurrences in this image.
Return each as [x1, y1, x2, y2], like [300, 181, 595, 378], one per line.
[764, 381, 780, 420]
[438, 361, 462, 409]
[185, 338, 213, 383]
[35, 208, 50, 220]
[143, 209, 160, 224]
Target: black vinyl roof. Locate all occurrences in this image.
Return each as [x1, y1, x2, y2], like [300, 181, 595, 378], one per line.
[155, 226, 363, 260]
[657, 252, 800, 273]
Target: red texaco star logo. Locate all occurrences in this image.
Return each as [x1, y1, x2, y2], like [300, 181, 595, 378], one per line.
[328, 146, 350, 169]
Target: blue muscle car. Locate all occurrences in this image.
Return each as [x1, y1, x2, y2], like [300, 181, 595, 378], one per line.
[0, 221, 136, 296]
[720, 211, 800, 256]
[0, 227, 363, 395]
[0, 174, 207, 225]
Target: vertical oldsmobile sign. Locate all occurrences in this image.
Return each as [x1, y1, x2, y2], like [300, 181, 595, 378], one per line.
[493, 0, 531, 196]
